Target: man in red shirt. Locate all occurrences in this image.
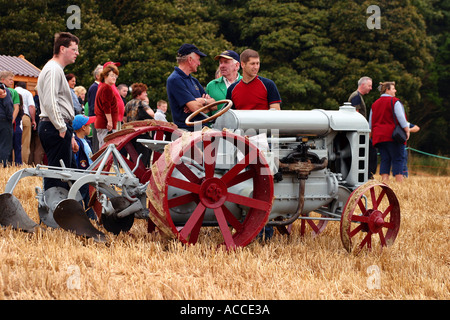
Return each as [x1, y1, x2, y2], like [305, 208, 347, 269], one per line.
[226, 49, 281, 110]
[226, 49, 281, 241]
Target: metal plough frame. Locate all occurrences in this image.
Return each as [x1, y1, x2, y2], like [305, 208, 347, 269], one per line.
[4, 144, 148, 219]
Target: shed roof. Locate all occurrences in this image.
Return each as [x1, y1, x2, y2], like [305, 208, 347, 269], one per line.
[0, 55, 40, 78]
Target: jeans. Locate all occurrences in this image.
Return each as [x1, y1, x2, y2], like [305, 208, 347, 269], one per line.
[377, 141, 404, 176]
[38, 120, 76, 190]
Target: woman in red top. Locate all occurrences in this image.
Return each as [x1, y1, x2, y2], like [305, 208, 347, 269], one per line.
[94, 64, 119, 147]
[369, 82, 410, 183]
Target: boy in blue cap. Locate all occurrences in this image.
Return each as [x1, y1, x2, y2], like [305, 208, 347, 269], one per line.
[73, 114, 97, 220]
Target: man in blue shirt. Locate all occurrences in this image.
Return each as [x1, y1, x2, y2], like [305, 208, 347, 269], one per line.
[166, 44, 216, 131]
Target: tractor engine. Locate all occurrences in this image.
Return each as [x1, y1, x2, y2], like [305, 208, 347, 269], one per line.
[213, 102, 371, 223]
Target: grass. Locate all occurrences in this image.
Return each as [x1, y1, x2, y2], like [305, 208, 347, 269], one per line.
[0, 164, 448, 300]
[407, 153, 450, 176]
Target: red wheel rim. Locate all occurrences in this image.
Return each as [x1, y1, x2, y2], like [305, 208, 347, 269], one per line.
[147, 129, 274, 249]
[340, 180, 401, 254]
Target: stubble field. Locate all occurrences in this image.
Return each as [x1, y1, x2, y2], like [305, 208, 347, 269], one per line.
[0, 164, 448, 300]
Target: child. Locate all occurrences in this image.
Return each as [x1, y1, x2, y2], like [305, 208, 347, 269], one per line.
[73, 114, 97, 220]
[154, 100, 168, 122]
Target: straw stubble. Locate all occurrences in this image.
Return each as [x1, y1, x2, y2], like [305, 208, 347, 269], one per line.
[0, 165, 448, 299]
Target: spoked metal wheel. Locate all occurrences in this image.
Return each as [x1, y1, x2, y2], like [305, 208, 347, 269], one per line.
[295, 185, 351, 237]
[275, 213, 327, 237]
[340, 180, 400, 254]
[89, 120, 181, 233]
[147, 129, 274, 249]
[299, 212, 328, 237]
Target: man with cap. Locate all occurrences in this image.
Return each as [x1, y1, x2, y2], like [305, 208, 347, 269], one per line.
[206, 50, 242, 115]
[166, 43, 216, 131]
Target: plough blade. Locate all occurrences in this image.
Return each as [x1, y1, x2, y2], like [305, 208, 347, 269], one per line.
[101, 197, 135, 235]
[38, 187, 78, 229]
[53, 199, 106, 242]
[0, 193, 38, 232]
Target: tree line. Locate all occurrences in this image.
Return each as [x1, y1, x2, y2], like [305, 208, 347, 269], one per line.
[0, 0, 448, 155]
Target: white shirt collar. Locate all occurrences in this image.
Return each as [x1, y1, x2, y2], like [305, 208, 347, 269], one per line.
[223, 75, 239, 88]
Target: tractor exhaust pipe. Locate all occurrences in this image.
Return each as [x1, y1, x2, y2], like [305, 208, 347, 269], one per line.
[270, 157, 328, 228]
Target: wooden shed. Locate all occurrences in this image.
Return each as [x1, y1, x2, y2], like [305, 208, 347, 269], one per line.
[0, 55, 41, 95]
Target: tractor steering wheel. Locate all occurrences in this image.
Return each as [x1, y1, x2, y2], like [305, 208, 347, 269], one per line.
[185, 99, 233, 126]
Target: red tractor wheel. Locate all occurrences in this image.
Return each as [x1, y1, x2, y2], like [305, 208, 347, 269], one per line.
[299, 214, 328, 237]
[147, 129, 274, 249]
[293, 185, 351, 237]
[340, 180, 400, 254]
[276, 216, 327, 237]
[89, 120, 182, 231]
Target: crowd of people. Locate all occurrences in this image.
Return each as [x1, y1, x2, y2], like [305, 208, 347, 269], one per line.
[0, 71, 41, 166]
[0, 32, 419, 190]
[0, 33, 170, 170]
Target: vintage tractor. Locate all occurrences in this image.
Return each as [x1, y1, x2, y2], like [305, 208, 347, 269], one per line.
[0, 101, 401, 253]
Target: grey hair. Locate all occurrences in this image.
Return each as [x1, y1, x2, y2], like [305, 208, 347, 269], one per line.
[232, 59, 240, 70]
[176, 52, 196, 64]
[358, 76, 372, 87]
[0, 70, 14, 80]
[93, 64, 103, 79]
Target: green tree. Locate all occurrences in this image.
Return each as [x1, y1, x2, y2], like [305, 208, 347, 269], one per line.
[0, 0, 447, 155]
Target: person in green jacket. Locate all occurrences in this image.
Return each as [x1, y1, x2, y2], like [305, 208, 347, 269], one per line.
[205, 50, 242, 115]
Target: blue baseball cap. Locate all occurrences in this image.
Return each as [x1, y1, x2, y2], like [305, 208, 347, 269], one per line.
[177, 43, 207, 57]
[214, 50, 240, 63]
[73, 114, 96, 131]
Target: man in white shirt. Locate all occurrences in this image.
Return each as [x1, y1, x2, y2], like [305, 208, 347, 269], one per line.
[37, 31, 80, 191]
[14, 82, 36, 164]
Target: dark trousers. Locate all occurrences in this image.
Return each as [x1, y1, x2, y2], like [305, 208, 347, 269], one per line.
[38, 120, 77, 190]
[377, 141, 404, 176]
[10, 119, 22, 164]
[0, 119, 12, 167]
[368, 139, 378, 179]
[131, 133, 152, 168]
